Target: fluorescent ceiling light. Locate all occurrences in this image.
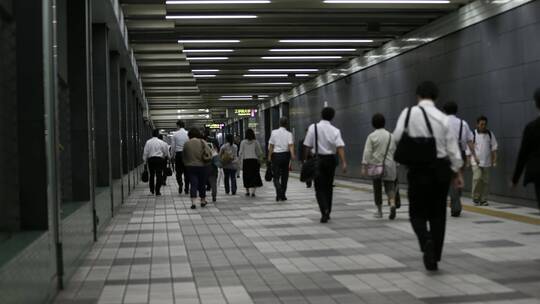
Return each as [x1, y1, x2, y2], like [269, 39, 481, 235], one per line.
[324, 0, 449, 3]
[166, 15, 257, 19]
[262, 56, 342, 60]
[221, 95, 269, 98]
[193, 74, 217, 78]
[167, 0, 270, 3]
[219, 97, 256, 100]
[183, 49, 234, 53]
[246, 82, 293, 85]
[280, 39, 373, 43]
[295, 74, 310, 77]
[249, 69, 318, 72]
[178, 40, 240, 43]
[243, 74, 288, 77]
[186, 57, 229, 60]
[192, 69, 220, 72]
[270, 48, 356, 52]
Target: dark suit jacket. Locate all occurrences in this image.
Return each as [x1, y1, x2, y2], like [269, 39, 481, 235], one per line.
[513, 117, 540, 185]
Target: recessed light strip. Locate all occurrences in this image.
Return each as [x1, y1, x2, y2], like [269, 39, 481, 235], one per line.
[249, 69, 318, 72]
[193, 74, 217, 78]
[280, 39, 373, 43]
[192, 69, 220, 72]
[167, 0, 270, 3]
[244, 74, 288, 77]
[183, 49, 234, 53]
[324, 0, 449, 3]
[262, 56, 342, 60]
[270, 48, 356, 52]
[186, 57, 229, 60]
[178, 40, 240, 43]
[166, 15, 257, 19]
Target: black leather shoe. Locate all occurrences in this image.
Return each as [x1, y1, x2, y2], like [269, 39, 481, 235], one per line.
[156, 192, 161, 196]
[190, 205, 196, 209]
[389, 206, 396, 220]
[201, 202, 207, 208]
[320, 215, 329, 223]
[276, 196, 280, 201]
[423, 240, 438, 271]
[451, 211, 461, 217]
[251, 193, 256, 197]
[212, 196, 216, 202]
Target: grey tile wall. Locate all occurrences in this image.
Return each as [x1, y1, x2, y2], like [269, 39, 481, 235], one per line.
[289, 1, 540, 203]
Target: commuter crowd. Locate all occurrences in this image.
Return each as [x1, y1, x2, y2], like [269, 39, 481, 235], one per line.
[142, 82, 540, 272]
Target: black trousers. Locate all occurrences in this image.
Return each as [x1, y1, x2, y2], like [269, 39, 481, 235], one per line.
[186, 166, 208, 199]
[272, 152, 291, 198]
[407, 159, 453, 262]
[314, 155, 337, 216]
[175, 152, 189, 192]
[148, 157, 165, 194]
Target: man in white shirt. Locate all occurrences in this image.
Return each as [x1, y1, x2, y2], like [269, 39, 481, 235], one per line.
[171, 120, 190, 194]
[268, 117, 296, 201]
[143, 129, 170, 196]
[393, 82, 463, 271]
[443, 102, 478, 217]
[469, 116, 498, 206]
[303, 107, 347, 223]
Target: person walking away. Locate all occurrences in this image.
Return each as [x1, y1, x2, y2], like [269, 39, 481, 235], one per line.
[183, 128, 213, 209]
[220, 134, 239, 195]
[269, 117, 296, 201]
[158, 134, 171, 186]
[393, 81, 463, 271]
[361, 114, 398, 220]
[299, 128, 312, 188]
[303, 107, 347, 223]
[207, 140, 220, 202]
[469, 116, 498, 206]
[442, 102, 478, 217]
[171, 120, 190, 194]
[512, 88, 540, 211]
[143, 129, 170, 196]
[240, 129, 264, 197]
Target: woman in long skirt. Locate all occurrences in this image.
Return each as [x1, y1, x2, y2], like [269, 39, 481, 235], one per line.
[239, 129, 264, 197]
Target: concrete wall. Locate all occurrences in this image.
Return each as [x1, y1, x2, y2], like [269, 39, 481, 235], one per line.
[289, 1, 540, 203]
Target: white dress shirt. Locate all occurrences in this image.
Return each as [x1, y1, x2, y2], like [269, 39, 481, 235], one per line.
[303, 120, 345, 155]
[143, 137, 170, 162]
[268, 127, 293, 153]
[447, 114, 473, 151]
[393, 100, 463, 172]
[171, 128, 189, 153]
[469, 130, 498, 167]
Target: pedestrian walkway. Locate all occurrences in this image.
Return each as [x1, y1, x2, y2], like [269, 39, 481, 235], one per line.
[54, 175, 540, 304]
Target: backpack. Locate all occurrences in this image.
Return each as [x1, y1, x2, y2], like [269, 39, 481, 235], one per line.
[220, 146, 234, 165]
[473, 129, 493, 148]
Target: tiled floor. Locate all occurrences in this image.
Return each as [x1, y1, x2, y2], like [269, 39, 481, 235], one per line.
[55, 173, 540, 304]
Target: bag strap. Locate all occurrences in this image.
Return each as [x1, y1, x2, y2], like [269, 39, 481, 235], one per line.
[381, 132, 392, 174]
[404, 107, 412, 131]
[418, 106, 434, 136]
[459, 120, 463, 142]
[314, 123, 319, 157]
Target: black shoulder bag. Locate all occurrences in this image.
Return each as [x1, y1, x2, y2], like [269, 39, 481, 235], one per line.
[141, 165, 149, 183]
[300, 123, 319, 182]
[394, 106, 437, 167]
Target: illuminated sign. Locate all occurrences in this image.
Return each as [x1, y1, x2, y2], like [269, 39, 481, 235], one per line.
[205, 123, 224, 129]
[234, 109, 258, 117]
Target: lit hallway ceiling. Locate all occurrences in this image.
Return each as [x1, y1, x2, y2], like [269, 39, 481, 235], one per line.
[120, 0, 470, 129]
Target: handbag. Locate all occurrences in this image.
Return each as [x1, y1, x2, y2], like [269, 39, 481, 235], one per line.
[365, 132, 392, 179]
[200, 139, 213, 163]
[300, 123, 319, 182]
[394, 106, 437, 167]
[165, 163, 173, 177]
[141, 166, 149, 183]
[265, 161, 273, 182]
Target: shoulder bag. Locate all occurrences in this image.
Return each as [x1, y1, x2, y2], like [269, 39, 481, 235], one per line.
[365, 132, 392, 179]
[300, 123, 320, 182]
[394, 106, 437, 167]
[200, 139, 213, 163]
[141, 165, 149, 183]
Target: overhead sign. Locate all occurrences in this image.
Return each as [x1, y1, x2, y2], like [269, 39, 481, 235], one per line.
[235, 109, 258, 117]
[205, 123, 224, 129]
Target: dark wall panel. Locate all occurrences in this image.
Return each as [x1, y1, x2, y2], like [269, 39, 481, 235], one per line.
[289, 1, 540, 202]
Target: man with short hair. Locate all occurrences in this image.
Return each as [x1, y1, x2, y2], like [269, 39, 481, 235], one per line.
[469, 116, 498, 206]
[393, 81, 463, 271]
[303, 107, 347, 223]
[442, 102, 477, 217]
[269, 117, 296, 201]
[143, 130, 170, 196]
[171, 120, 190, 194]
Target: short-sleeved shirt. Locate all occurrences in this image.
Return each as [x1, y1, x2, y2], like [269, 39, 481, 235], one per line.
[303, 120, 345, 155]
[470, 130, 498, 167]
[447, 115, 474, 151]
[268, 127, 293, 153]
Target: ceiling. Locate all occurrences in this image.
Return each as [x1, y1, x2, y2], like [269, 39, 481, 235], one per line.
[120, 0, 470, 129]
